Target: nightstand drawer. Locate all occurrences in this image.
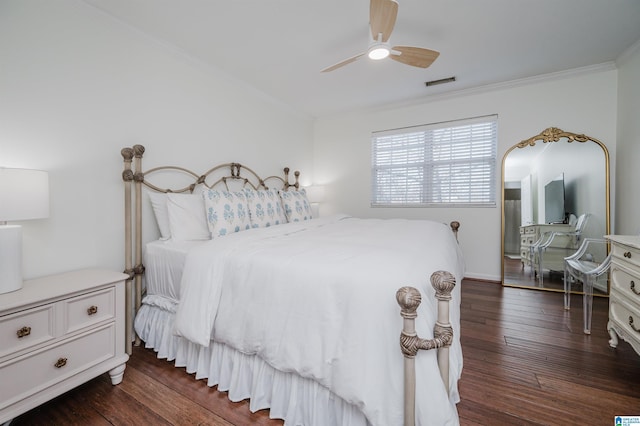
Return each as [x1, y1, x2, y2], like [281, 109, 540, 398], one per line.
[63, 287, 115, 334]
[0, 305, 55, 359]
[0, 323, 115, 410]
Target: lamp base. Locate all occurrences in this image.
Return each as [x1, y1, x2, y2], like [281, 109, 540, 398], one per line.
[0, 225, 23, 294]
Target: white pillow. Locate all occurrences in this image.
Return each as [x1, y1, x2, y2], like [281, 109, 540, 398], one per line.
[279, 188, 313, 222]
[244, 188, 286, 228]
[166, 193, 210, 241]
[203, 189, 252, 237]
[147, 192, 171, 240]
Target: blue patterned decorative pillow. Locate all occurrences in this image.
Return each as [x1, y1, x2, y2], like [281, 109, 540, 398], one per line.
[244, 188, 286, 228]
[202, 189, 252, 237]
[278, 188, 313, 222]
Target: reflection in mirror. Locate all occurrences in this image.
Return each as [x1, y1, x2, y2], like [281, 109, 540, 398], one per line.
[501, 127, 610, 294]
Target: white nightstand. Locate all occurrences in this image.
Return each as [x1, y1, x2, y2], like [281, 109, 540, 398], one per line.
[0, 269, 129, 424]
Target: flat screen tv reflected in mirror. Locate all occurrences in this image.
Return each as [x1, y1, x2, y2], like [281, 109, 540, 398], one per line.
[544, 173, 566, 224]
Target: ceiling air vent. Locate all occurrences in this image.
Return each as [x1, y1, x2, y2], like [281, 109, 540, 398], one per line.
[425, 76, 456, 87]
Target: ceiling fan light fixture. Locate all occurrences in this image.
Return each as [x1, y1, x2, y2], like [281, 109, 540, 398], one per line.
[321, 0, 439, 72]
[368, 45, 390, 60]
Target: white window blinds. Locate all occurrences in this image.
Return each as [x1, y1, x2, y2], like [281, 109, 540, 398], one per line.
[371, 115, 497, 207]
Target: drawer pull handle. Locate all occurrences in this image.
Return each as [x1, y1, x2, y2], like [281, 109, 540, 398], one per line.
[17, 326, 31, 338]
[87, 305, 98, 315]
[631, 281, 640, 295]
[624, 251, 632, 258]
[54, 358, 68, 368]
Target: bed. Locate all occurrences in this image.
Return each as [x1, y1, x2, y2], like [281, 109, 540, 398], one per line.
[121, 145, 465, 426]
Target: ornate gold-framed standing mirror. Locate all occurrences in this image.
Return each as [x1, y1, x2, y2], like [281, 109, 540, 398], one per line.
[501, 127, 610, 294]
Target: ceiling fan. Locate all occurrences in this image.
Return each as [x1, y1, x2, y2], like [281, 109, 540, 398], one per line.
[321, 0, 440, 73]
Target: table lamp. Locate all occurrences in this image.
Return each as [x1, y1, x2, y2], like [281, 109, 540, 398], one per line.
[305, 185, 326, 218]
[0, 168, 49, 294]
[305, 185, 326, 204]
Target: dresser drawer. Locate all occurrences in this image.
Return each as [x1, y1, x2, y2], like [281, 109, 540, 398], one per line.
[0, 323, 115, 410]
[0, 305, 56, 360]
[63, 287, 115, 334]
[611, 265, 640, 307]
[609, 297, 640, 345]
[612, 243, 640, 272]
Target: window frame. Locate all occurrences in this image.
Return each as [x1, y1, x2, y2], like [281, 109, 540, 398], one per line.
[371, 115, 498, 208]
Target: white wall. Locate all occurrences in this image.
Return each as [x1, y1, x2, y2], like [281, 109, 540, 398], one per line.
[0, 0, 314, 279]
[615, 42, 640, 235]
[313, 69, 618, 281]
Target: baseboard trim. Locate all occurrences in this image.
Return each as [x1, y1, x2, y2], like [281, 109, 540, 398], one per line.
[463, 276, 501, 284]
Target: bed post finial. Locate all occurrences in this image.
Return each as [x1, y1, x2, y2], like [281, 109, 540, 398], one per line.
[431, 270, 456, 301]
[449, 221, 460, 242]
[397, 287, 421, 321]
[133, 144, 145, 158]
[121, 147, 134, 162]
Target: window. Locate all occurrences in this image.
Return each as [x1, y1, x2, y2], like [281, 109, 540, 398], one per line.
[371, 115, 497, 207]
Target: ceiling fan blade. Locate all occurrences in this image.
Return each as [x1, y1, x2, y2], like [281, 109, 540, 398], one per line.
[321, 52, 366, 73]
[390, 46, 440, 68]
[370, 0, 398, 42]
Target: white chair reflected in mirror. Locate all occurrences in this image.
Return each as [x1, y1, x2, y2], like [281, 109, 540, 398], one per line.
[563, 238, 611, 334]
[526, 232, 551, 283]
[535, 213, 591, 286]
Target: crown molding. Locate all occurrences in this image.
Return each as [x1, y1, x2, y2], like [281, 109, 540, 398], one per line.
[368, 62, 618, 114]
[616, 38, 640, 67]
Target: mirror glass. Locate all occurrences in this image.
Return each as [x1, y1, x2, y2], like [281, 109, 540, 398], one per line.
[501, 128, 610, 293]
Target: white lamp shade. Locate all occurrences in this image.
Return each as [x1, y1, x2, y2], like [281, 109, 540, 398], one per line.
[0, 168, 49, 222]
[0, 168, 49, 294]
[305, 185, 326, 204]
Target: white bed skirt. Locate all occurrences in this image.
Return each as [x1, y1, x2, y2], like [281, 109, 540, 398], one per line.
[135, 301, 371, 426]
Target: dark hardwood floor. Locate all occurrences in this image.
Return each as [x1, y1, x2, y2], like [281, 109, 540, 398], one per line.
[10, 279, 640, 425]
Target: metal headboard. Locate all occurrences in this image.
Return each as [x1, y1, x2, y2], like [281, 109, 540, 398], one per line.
[120, 144, 300, 352]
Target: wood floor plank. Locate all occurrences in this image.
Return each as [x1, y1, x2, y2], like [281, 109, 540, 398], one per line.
[118, 366, 234, 425]
[536, 374, 640, 416]
[11, 382, 113, 425]
[81, 374, 174, 426]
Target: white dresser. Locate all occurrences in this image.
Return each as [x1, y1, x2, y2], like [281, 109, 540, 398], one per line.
[606, 235, 640, 355]
[520, 223, 574, 270]
[0, 269, 129, 423]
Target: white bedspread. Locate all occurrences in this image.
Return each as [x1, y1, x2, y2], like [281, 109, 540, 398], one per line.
[174, 214, 464, 426]
[144, 239, 204, 303]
